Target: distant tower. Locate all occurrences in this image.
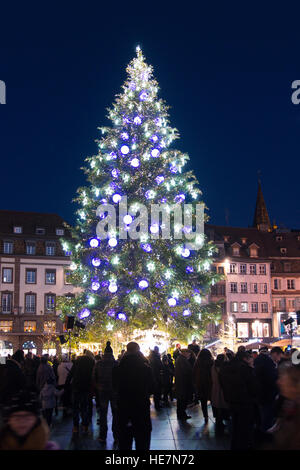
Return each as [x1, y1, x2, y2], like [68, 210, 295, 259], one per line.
[253, 175, 272, 232]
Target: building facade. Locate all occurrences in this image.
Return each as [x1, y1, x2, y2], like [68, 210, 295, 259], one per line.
[0, 211, 78, 355]
[206, 182, 300, 344]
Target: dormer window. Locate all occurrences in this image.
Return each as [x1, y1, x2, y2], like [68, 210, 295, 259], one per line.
[241, 238, 247, 245]
[13, 226, 22, 234]
[231, 243, 241, 256]
[249, 243, 259, 257]
[56, 228, 64, 236]
[36, 227, 45, 235]
[280, 247, 287, 255]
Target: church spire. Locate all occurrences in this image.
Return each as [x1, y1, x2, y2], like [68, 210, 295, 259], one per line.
[253, 176, 271, 232]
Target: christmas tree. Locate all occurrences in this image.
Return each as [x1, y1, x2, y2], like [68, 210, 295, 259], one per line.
[58, 47, 222, 345]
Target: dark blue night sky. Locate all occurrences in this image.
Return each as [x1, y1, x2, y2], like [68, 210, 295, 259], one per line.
[0, 4, 300, 229]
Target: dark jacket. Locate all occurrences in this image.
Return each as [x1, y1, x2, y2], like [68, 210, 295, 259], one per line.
[93, 353, 117, 392]
[36, 363, 56, 392]
[219, 358, 258, 406]
[0, 359, 26, 404]
[66, 355, 94, 393]
[188, 343, 200, 356]
[175, 354, 193, 402]
[113, 352, 154, 418]
[193, 357, 214, 400]
[148, 351, 163, 386]
[254, 353, 278, 405]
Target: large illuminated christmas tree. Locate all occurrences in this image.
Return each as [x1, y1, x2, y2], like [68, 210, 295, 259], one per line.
[59, 47, 222, 345]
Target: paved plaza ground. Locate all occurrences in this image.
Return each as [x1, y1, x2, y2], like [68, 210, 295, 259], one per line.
[50, 400, 230, 451]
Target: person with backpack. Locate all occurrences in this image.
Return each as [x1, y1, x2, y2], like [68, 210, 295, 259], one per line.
[36, 356, 56, 427]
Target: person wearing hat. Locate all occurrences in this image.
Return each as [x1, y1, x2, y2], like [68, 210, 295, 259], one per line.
[0, 391, 59, 450]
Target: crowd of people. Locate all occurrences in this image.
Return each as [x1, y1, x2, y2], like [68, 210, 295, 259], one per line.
[0, 339, 300, 450]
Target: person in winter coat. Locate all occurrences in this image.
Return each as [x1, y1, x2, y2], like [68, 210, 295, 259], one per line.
[188, 339, 200, 357]
[173, 343, 181, 361]
[112, 342, 154, 450]
[219, 351, 258, 450]
[0, 390, 59, 450]
[57, 356, 73, 417]
[148, 346, 163, 410]
[254, 346, 280, 432]
[93, 346, 118, 443]
[175, 349, 193, 420]
[193, 348, 214, 424]
[0, 350, 26, 406]
[23, 352, 38, 393]
[36, 356, 56, 426]
[211, 354, 229, 434]
[66, 351, 95, 435]
[161, 355, 173, 405]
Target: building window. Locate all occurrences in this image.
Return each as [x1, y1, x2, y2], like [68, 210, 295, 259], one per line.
[287, 279, 295, 290]
[45, 270, 56, 285]
[46, 242, 55, 256]
[250, 246, 258, 257]
[274, 279, 281, 290]
[56, 228, 64, 236]
[26, 269, 36, 284]
[218, 266, 224, 274]
[230, 264, 237, 274]
[250, 265, 256, 275]
[64, 269, 72, 285]
[45, 294, 56, 313]
[241, 238, 247, 245]
[26, 242, 36, 255]
[230, 282, 238, 293]
[260, 283, 268, 294]
[25, 294, 36, 313]
[240, 282, 248, 293]
[2, 293, 12, 313]
[276, 236, 283, 242]
[259, 264, 266, 275]
[237, 323, 249, 338]
[3, 241, 13, 254]
[230, 301, 238, 313]
[13, 226, 22, 234]
[251, 302, 258, 313]
[2, 268, 13, 283]
[280, 248, 287, 254]
[252, 321, 270, 338]
[241, 302, 248, 313]
[288, 299, 295, 310]
[251, 283, 258, 294]
[0, 320, 13, 332]
[36, 227, 45, 235]
[263, 323, 270, 337]
[24, 321, 36, 333]
[261, 303, 268, 313]
[232, 246, 240, 256]
[240, 264, 247, 274]
[44, 321, 56, 333]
